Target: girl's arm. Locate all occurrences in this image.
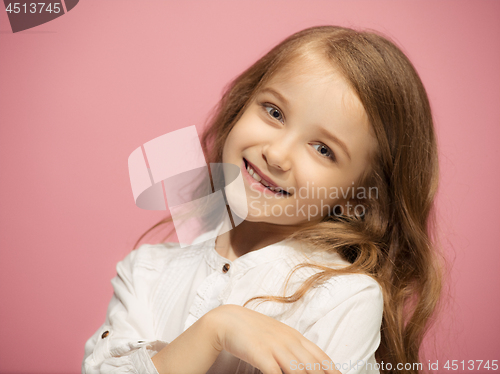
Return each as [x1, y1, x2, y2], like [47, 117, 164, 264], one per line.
[150, 310, 220, 374]
[82, 245, 169, 373]
[152, 304, 341, 374]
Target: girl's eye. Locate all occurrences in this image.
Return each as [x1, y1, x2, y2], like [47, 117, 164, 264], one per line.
[312, 144, 336, 162]
[261, 103, 284, 124]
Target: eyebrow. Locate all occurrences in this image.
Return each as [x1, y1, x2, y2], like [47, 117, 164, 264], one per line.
[259, 87, 290, 107]
[259, 86, 352, 162]
[317, 126, 351, 162]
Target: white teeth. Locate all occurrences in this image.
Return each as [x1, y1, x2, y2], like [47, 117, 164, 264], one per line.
[251, 170, 261, 182]
[247, 165, 261, 182]
[246, 162, 286, 194]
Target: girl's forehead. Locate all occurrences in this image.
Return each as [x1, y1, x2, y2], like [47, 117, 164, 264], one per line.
[260, 62, 351, 102]
[260, 55, 353, 103]
[271, 53, 339, 82]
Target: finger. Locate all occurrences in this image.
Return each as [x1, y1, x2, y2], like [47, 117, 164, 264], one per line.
[272, 342, 332, 374]
[256, 351, 287, 374]
[272, 347, 308, 374]
[289, 346, 328, 374]
[298, 339, 340, 374]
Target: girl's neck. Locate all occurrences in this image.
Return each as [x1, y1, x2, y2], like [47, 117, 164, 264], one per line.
[214, 219, 312, 261]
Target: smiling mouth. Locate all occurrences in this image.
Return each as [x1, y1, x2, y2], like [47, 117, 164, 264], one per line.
[243, 158, 291, 196]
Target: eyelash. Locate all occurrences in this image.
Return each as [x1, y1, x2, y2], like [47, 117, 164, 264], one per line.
[259, 102, 337, 163]
[312, 144, 336, 162]
[261, 102, 285, 123]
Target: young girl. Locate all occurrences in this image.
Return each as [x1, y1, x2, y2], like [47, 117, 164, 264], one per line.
[83, 25, 443, 374]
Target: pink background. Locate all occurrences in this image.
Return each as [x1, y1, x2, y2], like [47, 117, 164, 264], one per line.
[1, 1, 499, 372]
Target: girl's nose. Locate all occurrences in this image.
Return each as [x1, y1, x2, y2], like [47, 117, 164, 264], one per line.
[262, 142, 292, 172]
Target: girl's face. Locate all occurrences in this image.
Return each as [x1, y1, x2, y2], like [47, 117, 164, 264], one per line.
[222, 55, 378, 227]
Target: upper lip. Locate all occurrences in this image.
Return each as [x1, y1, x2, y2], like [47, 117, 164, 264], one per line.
[244, 158, 290, 193]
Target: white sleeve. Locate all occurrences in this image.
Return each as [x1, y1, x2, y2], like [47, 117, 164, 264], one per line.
[82, 245, 168, 374]
[303, 274, 384, 374]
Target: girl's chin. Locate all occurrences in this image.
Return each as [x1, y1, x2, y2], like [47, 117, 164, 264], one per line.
[242, 206, 294, 223]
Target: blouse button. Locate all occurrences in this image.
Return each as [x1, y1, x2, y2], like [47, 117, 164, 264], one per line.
[101, 331, 109, 339]
[222, 263, 230, 273]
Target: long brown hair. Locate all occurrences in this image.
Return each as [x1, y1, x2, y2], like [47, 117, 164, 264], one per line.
[134, 26, 444, 374]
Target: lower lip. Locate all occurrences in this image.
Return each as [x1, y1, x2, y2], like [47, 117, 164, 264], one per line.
[241, 159, 287, 197]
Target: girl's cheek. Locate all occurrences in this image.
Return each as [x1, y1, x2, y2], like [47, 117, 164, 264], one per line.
[221, 138, 230, 163]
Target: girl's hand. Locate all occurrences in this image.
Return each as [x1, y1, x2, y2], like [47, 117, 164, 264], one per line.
[208, 304, 341, 374]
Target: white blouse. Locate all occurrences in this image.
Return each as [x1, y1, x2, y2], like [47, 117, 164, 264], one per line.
[82, 221, 384, 374]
